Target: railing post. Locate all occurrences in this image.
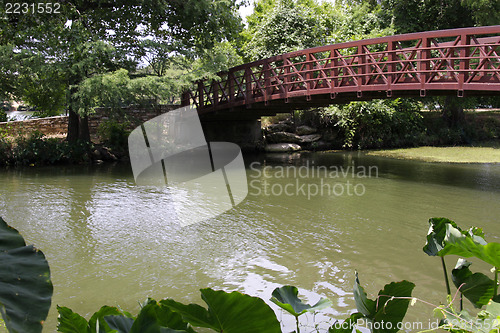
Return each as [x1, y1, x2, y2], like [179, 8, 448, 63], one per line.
[197, 81, 204, 109]
[213, 79, 219, 107]
[228, 71, 235, 102]
[357, 45, 365, 96]
[284, 57, 290, 102]
[264, 61, 271, 103]
[419, 37, 430, 96]
[306, 52, 313, 99]
[459, 34, 470, 94]
[245, 67, 252, 105]
[332, 49, 339, 95]
[387, 41, 396, 95]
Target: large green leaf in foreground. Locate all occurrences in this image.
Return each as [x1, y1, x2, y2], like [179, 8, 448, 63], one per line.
[270, 285, 332, 317]
[443, 224, 500, 268]
[423, 217, 460, 256]
[0, 216, 53, 333]
[354, 273, 415, 333]
[163, 288, 281, 333]
[452, 259, 497, 308]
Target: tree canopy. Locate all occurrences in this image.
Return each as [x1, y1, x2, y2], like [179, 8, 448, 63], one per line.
[0, 0, 244, 140]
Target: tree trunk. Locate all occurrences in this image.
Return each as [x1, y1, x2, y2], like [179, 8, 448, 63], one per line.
[442, 96, 465, 127]
[67, 108, 80, 143]
[78, 115, 91, 142]
[67, 78, 80, 143]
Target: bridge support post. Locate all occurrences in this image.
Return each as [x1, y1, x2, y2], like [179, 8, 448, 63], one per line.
[200, 117, 263, 152]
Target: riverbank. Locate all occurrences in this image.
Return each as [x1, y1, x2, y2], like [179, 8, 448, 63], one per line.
[367, 145, 500, 163]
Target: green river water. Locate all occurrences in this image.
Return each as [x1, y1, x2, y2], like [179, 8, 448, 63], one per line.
[0, 151, 499, 332]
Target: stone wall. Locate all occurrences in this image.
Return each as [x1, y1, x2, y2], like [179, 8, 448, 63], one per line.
[0, 116, 68, 137]
[0, 105, 180, 142]
[88, 105, 178, 142]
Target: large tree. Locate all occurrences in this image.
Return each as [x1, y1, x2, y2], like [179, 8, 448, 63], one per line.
[1, 0, 243, 142]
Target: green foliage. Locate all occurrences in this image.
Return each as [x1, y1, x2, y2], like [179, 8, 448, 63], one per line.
[441, 224, 500, 268]
[57, 301, 192, 333]
[452, 259, 497, 309]
[75, 69, 186, 117]
[0, 110, 6, 123]
[331, 1, 393, 43]
[321, 99, 425, 149]
[461, 0, 500, 26]
[242, 0, 393, 62]
[97, 120, 131, 151]
[271, 285, 331, 332]
[422, 217, 500, 333]
[242, 0, 330, 60]
[423, 217, 460, 257]
[0, 217, 53, 333]
[1, 0, 244, 142]
[17, 54, 67, 116]
[352, 274, 415, 333]
[57, 289, 282, 333]
[191, 42, 244, 82]
[435, 300, 500, 333]
[0, 132, 91, 166]
[271, 286, 332, 317]
[163, 288, 281, 333]
[381, 0, 476, 34]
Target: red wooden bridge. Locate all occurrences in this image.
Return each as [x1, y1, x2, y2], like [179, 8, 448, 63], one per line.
[182, 26, 500, 117]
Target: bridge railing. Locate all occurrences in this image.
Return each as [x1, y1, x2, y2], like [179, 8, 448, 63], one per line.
[183, 26, 500, 113]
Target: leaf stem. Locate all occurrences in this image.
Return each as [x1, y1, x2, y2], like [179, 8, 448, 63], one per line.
[441, 256, 451, 296]
[495, 267, 498, 297]
[295, 315, 300, 333]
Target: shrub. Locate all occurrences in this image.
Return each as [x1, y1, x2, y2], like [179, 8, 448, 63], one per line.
[0, 132, 91, 166]
[0, 109, 7, 122]
[0, 138, 12, 163]
[321, 98, 425, 149]
[97, 119, 130, 151]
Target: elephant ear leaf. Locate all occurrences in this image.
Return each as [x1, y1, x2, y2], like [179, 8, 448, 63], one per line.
[423, 217, 459, 256]
[105, 315, 134, 333]
[444, 224, 500, 267]
[373, 280, 415, 333]
[164, 288, 281, 333]
[353, 272, 376, 317]
[354, 273, 415, 333]
[0, 217, 53, 333]
[271, 286, 332, 317]
[452, 259, 496, 308]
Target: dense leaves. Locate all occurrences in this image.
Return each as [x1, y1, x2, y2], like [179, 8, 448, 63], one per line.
[0, 0, 244, 141]
[320, 99, 424, 149]
[0, 132, 91, 166]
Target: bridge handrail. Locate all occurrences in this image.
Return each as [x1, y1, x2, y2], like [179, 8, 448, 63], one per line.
[231, 25, 500, 69]
[184, 25, 500, 112]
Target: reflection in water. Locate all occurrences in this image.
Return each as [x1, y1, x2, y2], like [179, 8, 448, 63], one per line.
[0, 154, 499, 332]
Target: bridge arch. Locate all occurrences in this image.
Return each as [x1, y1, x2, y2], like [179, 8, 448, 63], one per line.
[183, 26, 500, 117]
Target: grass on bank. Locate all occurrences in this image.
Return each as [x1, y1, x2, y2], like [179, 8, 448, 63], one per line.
[367, 145, 500, 163]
